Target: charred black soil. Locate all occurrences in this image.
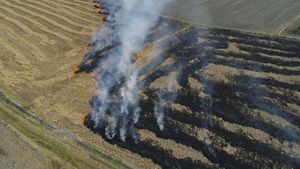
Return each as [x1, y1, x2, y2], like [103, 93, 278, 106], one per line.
[82, 16, 300, 169]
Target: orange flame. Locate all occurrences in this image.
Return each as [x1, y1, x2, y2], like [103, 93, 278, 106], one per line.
[81, 112, 89, 126]
[96, 8, 102, 14]
[71, 65, 80, 74]
[133, 53, 143, 62]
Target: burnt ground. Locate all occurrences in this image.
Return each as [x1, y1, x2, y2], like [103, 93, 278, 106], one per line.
[84, 17, 300, 169]
[0, 0, 299, 169]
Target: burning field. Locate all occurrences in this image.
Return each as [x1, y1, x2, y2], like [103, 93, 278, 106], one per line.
[72, 0, 300, 168]
[0, 0, 300, 169]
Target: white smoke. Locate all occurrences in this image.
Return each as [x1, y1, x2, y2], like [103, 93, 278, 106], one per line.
[154, 71, 180, 131]
[90, 0, 172, 143]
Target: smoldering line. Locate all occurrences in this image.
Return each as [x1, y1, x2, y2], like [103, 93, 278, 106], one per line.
[88, 0, 173, 143]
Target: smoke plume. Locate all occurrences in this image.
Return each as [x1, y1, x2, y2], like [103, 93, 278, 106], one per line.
[154, 71, 180, 131]
[89, 0, 172, 143]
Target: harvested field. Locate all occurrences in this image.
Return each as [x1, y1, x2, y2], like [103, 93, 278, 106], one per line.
[164, 0, 300, 36]
[0, 92, 131, 169]
[0, 117, 44, 169]
[0, 0, 299, 169]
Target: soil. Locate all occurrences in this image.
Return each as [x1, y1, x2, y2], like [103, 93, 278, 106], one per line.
[0, 121, 45, 169]
[0, 0, 299, 169]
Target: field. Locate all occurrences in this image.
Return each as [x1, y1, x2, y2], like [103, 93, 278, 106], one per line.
[164, 0, 300, 36]
[0, 0, 299, 169]
[0, 92, 131, 169]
